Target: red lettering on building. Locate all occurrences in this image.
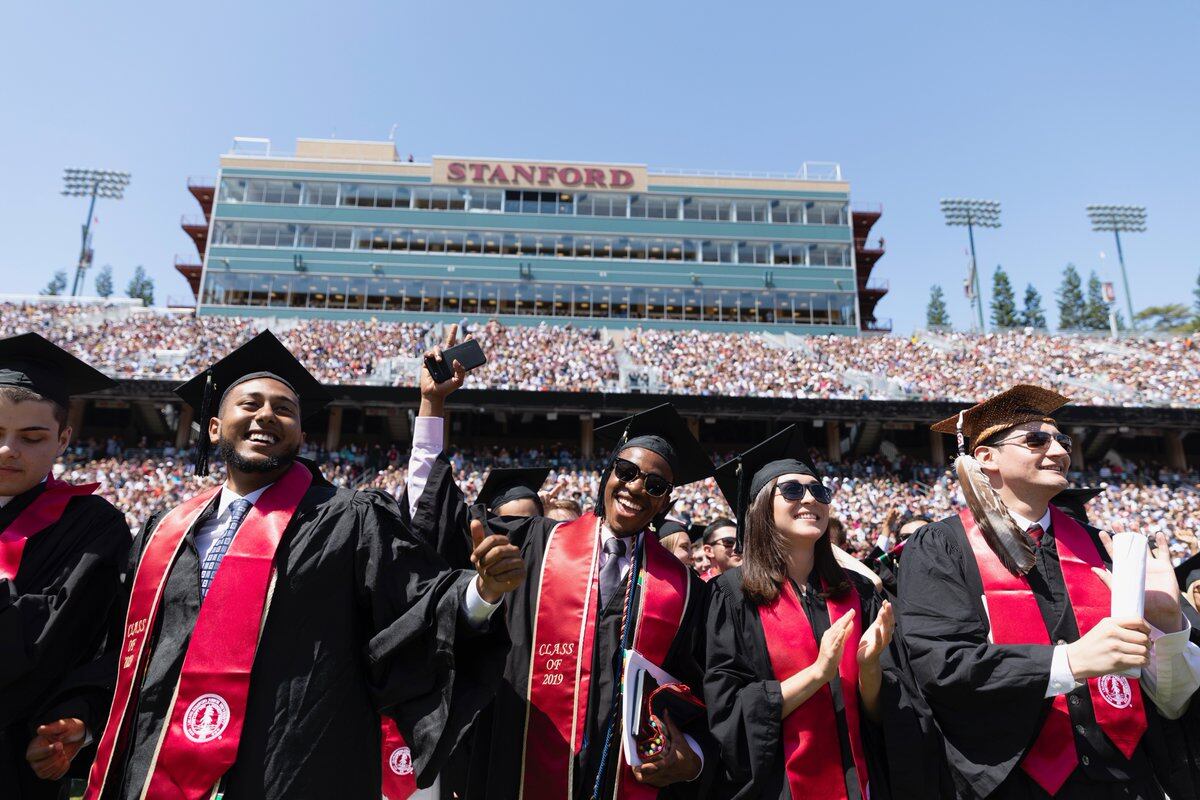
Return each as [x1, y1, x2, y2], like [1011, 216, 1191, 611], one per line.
[512, 164, 537, 184]
[584, 168, 607, 187]
[470, 163, 488, 182]
[537, 166, 558, 185]
[610, 169, 634, 189]
[559, 167, 582, 186]
[489, 164, 510, 184]
[446, 162, 467, 181]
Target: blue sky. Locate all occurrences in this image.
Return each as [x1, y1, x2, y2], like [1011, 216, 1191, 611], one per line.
[2, 1, 1196, 332]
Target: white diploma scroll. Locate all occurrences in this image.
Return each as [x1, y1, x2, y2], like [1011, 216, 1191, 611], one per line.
[1108, 531, 1148, 679]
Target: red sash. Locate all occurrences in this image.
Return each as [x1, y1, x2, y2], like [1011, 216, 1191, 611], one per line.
[759, 578, 867, 800]
[381, 716, 418, 800]
[962, 506, 1147, 795]
[85, 462, 312, 800]
[0, 478, 99, 580]
[519, 512, 690, 800]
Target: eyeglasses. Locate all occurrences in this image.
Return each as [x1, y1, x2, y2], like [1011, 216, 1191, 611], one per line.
[991, 430, 1073, 454]
[708, 537, 737, 550]
[611, 457, 673, 497]
[775, 480, 833, 505]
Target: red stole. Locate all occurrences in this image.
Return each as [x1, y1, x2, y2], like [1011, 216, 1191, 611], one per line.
[519, 512, 690, 800]
[85, 462, 313, 800]
[381, 716, 418, 799]
[961, 506, 1147, 796]
[759, 578, 867, 800]
[0, 478, 99, 580]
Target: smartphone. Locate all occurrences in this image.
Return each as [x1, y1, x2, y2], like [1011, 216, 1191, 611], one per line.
[424, 337, 486, 383]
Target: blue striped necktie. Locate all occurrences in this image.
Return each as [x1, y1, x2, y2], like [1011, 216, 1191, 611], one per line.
[199, 498, 252, 598]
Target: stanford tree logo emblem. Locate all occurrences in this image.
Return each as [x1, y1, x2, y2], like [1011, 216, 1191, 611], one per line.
[183, 693, 231, 743]
[389, 746, 413, 776]
[1098, 675, 1133, 709]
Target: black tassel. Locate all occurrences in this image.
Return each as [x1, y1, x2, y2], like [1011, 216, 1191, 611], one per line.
[193, 370, 214, 477]
[734, 458, 747, 552]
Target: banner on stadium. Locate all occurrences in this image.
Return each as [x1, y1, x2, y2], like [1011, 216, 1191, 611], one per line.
[433, 157, 648, 194]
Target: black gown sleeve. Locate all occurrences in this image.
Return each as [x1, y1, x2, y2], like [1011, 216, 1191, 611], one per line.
[702, 575, 784, 798]
[896, 519, 1054, 796]
[0, 498, 131, 725]
[398, 452, 473, 570]
[358, 489, 511, 789]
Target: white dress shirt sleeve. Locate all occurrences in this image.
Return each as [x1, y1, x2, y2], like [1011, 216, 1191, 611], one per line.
[406, 416, 444, 518]
[462, 575, 502, 628]
[1046, 644, 1083, 698]
[1140, 616, 1200, 720]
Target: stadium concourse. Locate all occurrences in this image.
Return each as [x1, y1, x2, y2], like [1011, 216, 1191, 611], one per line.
[8, 296, 1195, 566]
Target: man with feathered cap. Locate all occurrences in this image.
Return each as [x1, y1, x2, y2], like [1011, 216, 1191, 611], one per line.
[897, 384, 1200, 799]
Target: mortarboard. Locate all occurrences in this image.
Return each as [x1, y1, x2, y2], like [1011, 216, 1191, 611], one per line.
[174, 330, 331, 476]
[1174, 551, 1200, 594]
[932, 384, 1070, 454]
[714, 425, 817, 541]
[595, 404, 714, 487]
[0, 332, 116, 407]
[477, 467, 551, 515]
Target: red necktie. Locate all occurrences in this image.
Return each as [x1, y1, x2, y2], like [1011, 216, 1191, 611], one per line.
[1027, 524, 1044, 548]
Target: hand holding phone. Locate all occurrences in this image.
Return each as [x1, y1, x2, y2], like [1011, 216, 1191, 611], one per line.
[425, 337, 487, 384]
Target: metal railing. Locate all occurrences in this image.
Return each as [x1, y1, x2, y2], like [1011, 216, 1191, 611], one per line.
[187, 176, 215, 189]
[180, 215, 209, 227]
[649, 161, 842, 182]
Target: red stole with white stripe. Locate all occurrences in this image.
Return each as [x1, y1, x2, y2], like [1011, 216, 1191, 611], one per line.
[0, 478, 99, 580]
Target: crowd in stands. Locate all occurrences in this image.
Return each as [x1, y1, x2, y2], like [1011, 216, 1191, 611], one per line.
[57, 437, 1200, 563]
[5, 301, 1200, 406]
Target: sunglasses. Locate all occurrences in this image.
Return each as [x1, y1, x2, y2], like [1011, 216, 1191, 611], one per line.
[611, 457, 673, 497]
[775, 480, 834, 505]
[708, 537, 738, 550]
[991, 430, 1073, 454]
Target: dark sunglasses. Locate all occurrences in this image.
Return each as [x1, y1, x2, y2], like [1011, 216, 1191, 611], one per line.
[992, 430, 1073, 454]
[612, 457, 673, 497]
[775, 480, 834, 505]
[708, 537, 738, 550]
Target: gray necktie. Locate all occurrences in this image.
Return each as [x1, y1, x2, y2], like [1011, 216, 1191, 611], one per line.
[599, 536, 627, 608]
[199, 498, 252, 598]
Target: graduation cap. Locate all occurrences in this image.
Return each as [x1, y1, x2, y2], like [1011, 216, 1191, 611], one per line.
[1175, 551, 1200, 595]
[174, 330, 331, 476]
[932, 384, 1070, 455]
[1051, 486, 1105, 526]
[595, 404, 714, 488]
[714, 425, 817, 542]
[0, 332, 116, 408]
[477, 467, 551, 515]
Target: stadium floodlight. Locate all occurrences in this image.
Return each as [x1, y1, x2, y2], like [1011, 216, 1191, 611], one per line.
[940, 198, 1001, 332]
[1087, 204, 1145, 329]
[61, 168, 132, 296]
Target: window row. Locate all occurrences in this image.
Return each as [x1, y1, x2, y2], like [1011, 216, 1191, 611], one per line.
[211, 222, 853, 267]
[200, 273, 857, 326]
[218, 178, 849, 226]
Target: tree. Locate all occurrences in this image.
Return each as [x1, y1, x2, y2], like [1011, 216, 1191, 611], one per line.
[990, 265, 1020, 328]
[1021, 283, 1048, 329]
[94, 264, 114, 298]
[926, 285, 951, 329]
[1056, 264, 1085, 330]
[1194, 268, 1200, 320]
[1083, 271, 1112, 330]
[126, 265, 154, 306]
[1136, 304, 1196, 333]
[41, 270, 68, 296]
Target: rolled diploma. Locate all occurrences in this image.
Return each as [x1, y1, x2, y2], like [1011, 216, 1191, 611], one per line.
[1109, 531, 1147, 678]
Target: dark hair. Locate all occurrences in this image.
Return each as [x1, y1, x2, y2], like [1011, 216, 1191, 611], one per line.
[548, 498, 582, 516]
[827, 516, 847, 548]
[741, 477, 849, 606]
[0, 386, 68, 432]
[703, 517, 737, 544]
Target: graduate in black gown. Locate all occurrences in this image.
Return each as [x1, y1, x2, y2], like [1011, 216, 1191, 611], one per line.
[415, 403, 717, 799]
[31, 331, 518, 800]
[702, 425, 897, 800]
[899, 385, 1200, 799]
[0, 334, 130, 800]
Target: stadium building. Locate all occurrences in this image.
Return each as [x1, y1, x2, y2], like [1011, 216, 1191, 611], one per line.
[177, 138, 889, 333]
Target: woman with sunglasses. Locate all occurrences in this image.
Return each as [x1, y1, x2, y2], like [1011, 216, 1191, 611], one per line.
[703, 425, 897, 800]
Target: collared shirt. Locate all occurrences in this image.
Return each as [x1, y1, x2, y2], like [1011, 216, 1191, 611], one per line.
[599, 522, 638, 581]
[194, 483, 271, 565]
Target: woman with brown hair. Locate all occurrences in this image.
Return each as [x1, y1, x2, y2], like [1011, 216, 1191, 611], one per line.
[703, 425, 896, 800]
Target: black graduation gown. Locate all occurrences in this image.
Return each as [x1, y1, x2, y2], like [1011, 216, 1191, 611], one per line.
[702, 566, 892, 800]
[0, 481, 130, 800]
[50, 460, 509, 800]
[462, 513, 716, 800]
[898, 514, 1186, 800]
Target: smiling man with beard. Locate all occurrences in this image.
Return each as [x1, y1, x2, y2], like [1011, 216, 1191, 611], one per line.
[29, 331, 517, 800]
